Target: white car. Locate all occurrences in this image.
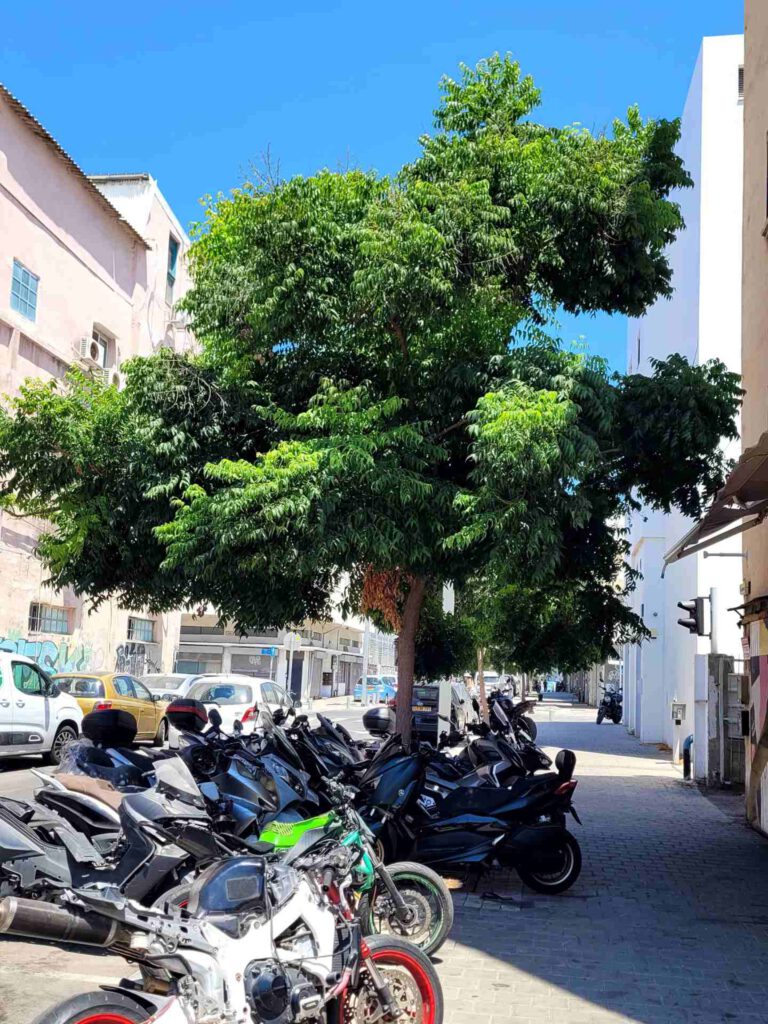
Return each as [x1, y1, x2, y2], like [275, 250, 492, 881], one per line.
[140, 672, 206, 702]
[0, 652, 83, 764]
[181, 675, 296, 733]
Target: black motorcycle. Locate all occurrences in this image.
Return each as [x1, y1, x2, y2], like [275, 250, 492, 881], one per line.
[596, 686, 623, 725]
[354, 736, 582, 894]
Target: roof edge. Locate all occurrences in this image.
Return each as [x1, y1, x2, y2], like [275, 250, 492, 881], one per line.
[0, 83, 150, 250]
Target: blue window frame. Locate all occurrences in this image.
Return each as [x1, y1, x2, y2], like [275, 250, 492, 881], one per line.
[166, 236, 179, 305]
[11, 259, 39, 321]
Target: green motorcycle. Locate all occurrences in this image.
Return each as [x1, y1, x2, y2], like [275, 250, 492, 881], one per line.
[157, 799, 453, 956]
[260, 802, 454, 957]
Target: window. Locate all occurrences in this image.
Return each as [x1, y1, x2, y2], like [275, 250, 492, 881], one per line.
[11, 260, 39, 321]
[56, 676, 106, 699]
[187, 681, 253, 705]
[739, 65, 744, 103]
[12, 662, 48, 696]
[166, 236, 180, 305]
[131, 678, 154, 701]
[127, 616, 155, 643]
[113, 675, 136, 698]
[28, 602, 70, 635]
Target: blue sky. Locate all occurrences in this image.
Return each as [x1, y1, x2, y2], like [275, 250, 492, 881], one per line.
[1, 1, 742, 370]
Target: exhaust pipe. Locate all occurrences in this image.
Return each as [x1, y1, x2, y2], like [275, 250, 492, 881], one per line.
[0, 896, 128, 947]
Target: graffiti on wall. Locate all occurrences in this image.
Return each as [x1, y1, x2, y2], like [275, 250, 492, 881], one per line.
[115, 642, 160, 676]
[0, 631, 106, 673]
[0, 630, 162, 676]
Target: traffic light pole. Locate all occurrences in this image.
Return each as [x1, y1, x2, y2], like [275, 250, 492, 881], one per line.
[709, 586, 720, 655]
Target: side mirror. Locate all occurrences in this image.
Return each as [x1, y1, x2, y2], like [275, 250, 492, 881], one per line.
[208, 708, 223, 729]
[233, 719, 243, 735]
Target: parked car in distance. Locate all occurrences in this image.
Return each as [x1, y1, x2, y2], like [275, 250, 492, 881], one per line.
[410, 679, 478, 742]
[54, 672, 169, 746]
[140, 672, 205, 702]
[0, 653, 83, 764]
[183, 675, 296, 733]
[353, 675, 397, 702]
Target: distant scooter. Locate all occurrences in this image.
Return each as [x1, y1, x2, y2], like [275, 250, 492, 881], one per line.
[596, 686, 623, 725]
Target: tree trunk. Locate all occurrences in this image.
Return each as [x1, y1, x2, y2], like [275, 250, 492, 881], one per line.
[477, 647, 489, 724]
[395, 576, 427, 748]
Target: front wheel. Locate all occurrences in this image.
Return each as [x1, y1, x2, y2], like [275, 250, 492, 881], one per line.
[596, 708, 605, 724]
[358, 861, 454, 956]
[517, 830, 582, 895]
[43, 724, 78, 766]
[152, 718, 168, 747]
[31, 990, 150, 1024]
[339, 934, 443, 1024]
[519, 715, 538, 742]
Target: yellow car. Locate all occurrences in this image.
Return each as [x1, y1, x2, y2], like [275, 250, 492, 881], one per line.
[53, 672, 169, 746]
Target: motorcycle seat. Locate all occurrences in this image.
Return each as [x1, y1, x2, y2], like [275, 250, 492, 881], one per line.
[56, 773, 124, 811]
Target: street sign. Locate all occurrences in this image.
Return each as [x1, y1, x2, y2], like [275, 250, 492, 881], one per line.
[260, 647, 278, 657]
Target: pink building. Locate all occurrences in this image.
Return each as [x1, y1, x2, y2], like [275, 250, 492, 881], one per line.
[0, 83, 192, 676]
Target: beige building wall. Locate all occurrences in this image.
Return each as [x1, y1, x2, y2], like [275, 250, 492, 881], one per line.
[0, 86, 189, 676]
[743, 1, 768, 601]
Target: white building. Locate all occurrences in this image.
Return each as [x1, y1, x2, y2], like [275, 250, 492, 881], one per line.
[623, 36, 744, 752]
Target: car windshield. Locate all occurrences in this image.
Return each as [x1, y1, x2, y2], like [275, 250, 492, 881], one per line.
[144, 675, 187, 692]
[380, 676, 396, 687]
[413, 685, 437, 703]
[187, 682, 252, 705]
[55, 676, 105, 698]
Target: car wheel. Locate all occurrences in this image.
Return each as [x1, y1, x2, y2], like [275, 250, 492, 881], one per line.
[42, 724, 78, 766]
[152, 718, 168, 747]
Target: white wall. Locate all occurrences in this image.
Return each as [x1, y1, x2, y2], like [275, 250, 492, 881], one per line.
[625, 35, 744, 750]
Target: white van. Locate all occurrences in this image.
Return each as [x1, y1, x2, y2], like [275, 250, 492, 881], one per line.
[0, 652, 83, 764]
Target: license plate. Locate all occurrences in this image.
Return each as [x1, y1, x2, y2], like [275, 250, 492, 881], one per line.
[412, 705, 432, 713]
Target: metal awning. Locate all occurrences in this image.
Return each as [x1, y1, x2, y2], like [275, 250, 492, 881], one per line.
[664, 431, 768, 567]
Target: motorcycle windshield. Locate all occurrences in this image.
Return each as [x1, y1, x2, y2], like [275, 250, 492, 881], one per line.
[492, 702, 512, 732]
[154, 756, 207, 809]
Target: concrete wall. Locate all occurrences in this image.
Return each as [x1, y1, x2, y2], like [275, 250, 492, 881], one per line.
[624, 36, 744, 753]
[741, 0, 768, 829]
[0, 92, 190, 677]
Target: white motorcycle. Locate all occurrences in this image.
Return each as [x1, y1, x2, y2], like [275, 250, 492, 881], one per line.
[0, 760, 442, 1024]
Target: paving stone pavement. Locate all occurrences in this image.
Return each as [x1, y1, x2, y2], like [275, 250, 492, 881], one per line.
[439, 706, 768, 1024]
[3, 707, 768, 1023]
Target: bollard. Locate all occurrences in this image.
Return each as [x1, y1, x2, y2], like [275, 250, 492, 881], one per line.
[682, 734, 694, 781]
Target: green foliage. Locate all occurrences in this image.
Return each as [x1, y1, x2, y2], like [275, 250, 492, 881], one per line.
[0, 53, 740, 692]
[413, 593, 476, 681]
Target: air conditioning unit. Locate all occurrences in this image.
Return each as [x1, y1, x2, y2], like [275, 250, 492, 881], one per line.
[93, 367, 122, 389]
[77, 335, 106, 368]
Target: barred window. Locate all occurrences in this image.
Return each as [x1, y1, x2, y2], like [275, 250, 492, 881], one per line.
[28, 602, 70, 635]
[127, 616, 155, 643]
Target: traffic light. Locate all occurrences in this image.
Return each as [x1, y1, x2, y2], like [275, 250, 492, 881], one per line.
[677, 596, 708, 636]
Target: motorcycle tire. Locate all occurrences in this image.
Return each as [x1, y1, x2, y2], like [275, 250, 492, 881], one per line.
[335, 934, 444, 1024]
[519, 715, 538, 742]
[517, 830, 582, 895]
[596, 709, 605, 724]
[358, 861, 454, 957]
[31, 990, 150, 1024]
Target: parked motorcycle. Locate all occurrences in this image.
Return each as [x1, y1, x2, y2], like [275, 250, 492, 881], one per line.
[0, 834, 443, 1024]
[355, 736, 583, 893]
[596, 686, 623, 725]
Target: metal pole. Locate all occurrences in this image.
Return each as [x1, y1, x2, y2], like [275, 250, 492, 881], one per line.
[287, 634, 295, 699]
[361, 620, 371, 705]
[710, 587, 720, 656]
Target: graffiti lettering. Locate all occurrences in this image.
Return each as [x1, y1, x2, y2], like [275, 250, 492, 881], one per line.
[0, 634, 105, 673]
[115, 642, 160, 676]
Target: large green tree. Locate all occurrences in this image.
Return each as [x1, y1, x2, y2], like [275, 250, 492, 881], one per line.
[0, 56, 741, 742]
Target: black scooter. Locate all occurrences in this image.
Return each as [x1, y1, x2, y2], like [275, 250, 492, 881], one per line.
[354, 736, 582, 893]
